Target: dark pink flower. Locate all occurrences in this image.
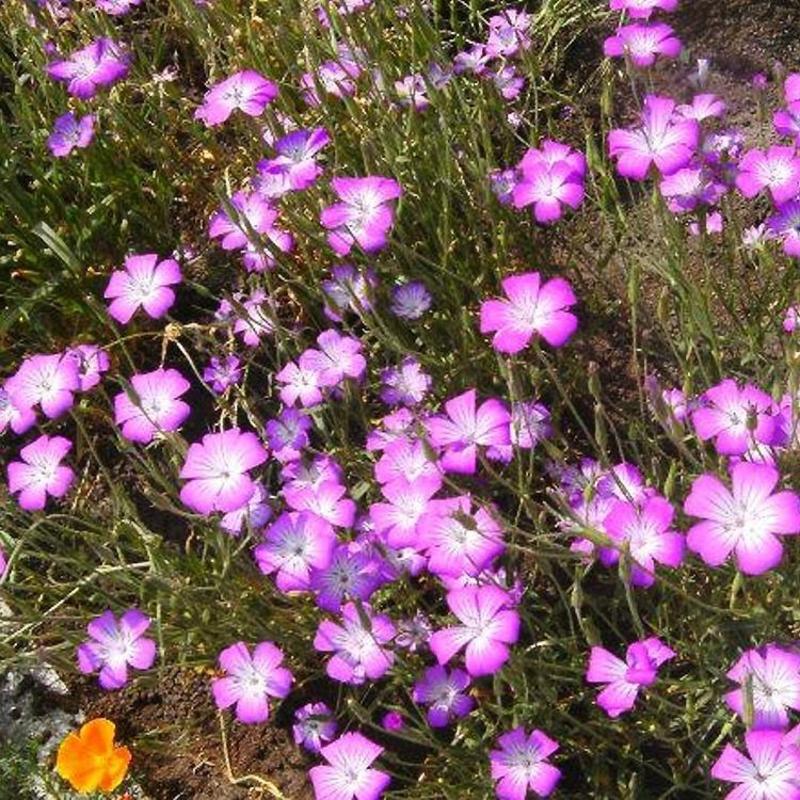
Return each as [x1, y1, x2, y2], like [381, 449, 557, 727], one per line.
[104, 253, 181, 324]
[195, 70, 278, 126]
[603, 23, 681, 68]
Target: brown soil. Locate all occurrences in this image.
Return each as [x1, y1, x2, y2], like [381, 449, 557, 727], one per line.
[70, 669, 313, 800]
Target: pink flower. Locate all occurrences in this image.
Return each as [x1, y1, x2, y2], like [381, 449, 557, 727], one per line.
[684, 462, 800, 575]
[299, 329, 366, 387]
[429, 586, 520, 677]
[586, 637, 675, 717]
[608, 0, 678, 19]
[113, 368, 190, 443]
[603, 23, 682, 68]
[5, 353, 80, 419]
[320, 176, 402, 256]
[513, 144, 586, 224]
[283, 481, 356, 529]
[736, 145, 800, 205]
[211, 641, 293, 724]
[179, 429, 268, 515]
[104, 253, 181, 324]
[490, 727, 562, 799]
[608, 95, 699, 180]
[195, 70, 278, 126]
[0, 386, 36, 435]
[47, 38, 129, 99]
[479, 272, 578, 354]
[426, 389, 510, 474]
[275, 360, 323, 407]
[7, 434, 75, 511]
[369, 473, 442, 547]
[309, 732, 390, 800]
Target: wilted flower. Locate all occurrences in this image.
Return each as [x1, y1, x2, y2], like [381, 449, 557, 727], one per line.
[390, 281, 431, 319]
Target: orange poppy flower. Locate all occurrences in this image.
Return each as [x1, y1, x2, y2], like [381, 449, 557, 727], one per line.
[56, 718, 131, 794]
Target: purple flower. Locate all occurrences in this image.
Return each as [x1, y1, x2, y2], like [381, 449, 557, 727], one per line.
[684, 462, 800, 575]
[231, 289, 275, 347]
[284, 480, 356, 529]
[320, 176, 402, 256]
[0, 547, 6, 579]
[675, 93, 726, 121]
[784, 306, 800, 333]
[254, 511, 336, 592]
[47, 112, 94, 158]
[260, 127, 330, 191]
[220, 482, 272, 537]
[608, 95, 699, 180]
[421, 495, 505, 577]
[322, 264, 377, 321]
[486, 8, 533, 58]
[275, 360, 323, 408]
[309, 732, 390, 800]
[208, 190, 278, 251]
[203, 355, 242, 394]
[768, 200, 800, 258]
[369, 473, 441, 547]
[7, 434, 74, 511]
[195, 70, 278, 126]
[602, 495, 684, 587]
[395, 74, 429, 110]
[480, 272, 578, 354]
[787, 74, 800, 104]
[430, 586, 520, 677]
[608, 0, 678, 18]
[300, 329, 366, 387]
[490, 169, 520, 206]
[454, 44, 492, 76]
[281, 455, 343, 494]
[659, 166, 726, 214]
[265, 408, 311, 462]
[310, 546, 382, 612]
[211, 641, 293, 724]
[374, 436, 441, 490]
[381, 710, 405, 731]
[774, 103, 800, 147]
[487, 400, 552, 462]
[113, 368, 190, 444]
[104, 253, 181, 324]
[603, 23, 681, 67]
[490, 727, 562, 799]
[6, 353, 80, 419]
[293, 702, 337, 754]
[390, 281, 431, 320]
[96, 0, 141, 14]
[586, 637, 675, 717]
[513, 146, 585, 224]
[0, 386, 36, 435]
[412, 665, 474, 727]
[64, 344, 109, 392]
[380, 358, 431, 406]
[47, 38, 129, 99]
[725, 645, 800, 731]
[736, 145, 800, 205]
[396, 613, 432, 652]
[179, 428, 268, 515]
[426, 389, 510, 474]
[711, 731, 800, 799]
[313, 602, 395, 685]
[76, 609, 156, 690]
[492, 66, 525, 101]
[691, 379, 780, 455]
[300, 60, 360, 106]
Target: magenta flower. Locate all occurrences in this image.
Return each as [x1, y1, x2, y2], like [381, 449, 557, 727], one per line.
[195, 70, 278, 126]
[513, 158, 585, 224]
[309, 732, 390, 800]
[486, 8, 533, 58]
[220, 482, 272, 537]
[313, 602, 395, 685]
[208, 190, 277, 251]
[283, 480, 356, 529]
[95, 0, 141, 14]
[320, 176, 402, 256]
[768, 200, 800, 258]
[711, 731, 800, 799]
[586, 637, 675, 718]
[412, 665, 474, 728]
[47, 38, 129, 99]
[489, 727, 562, 799]
[676, 93, 727, 121]
[430, 586, 520, 677]
[211, 641, 293, 724]
[230, 289, 275, 347]
[374, 436, 441, 490]
[65, 344, 109, 392]
[691, 379, 779, 455]
[736, 145, 800, 205]
[113, 368, 190, 443]
[260, 127, 330, 191]
[179, 428, 268, 515]
[300, 61, 359, 106]
[608, 95, 699, 180]
[602, 495, 685, 587]
[395, 74, 429, 110]
[725, 645, 800, 731]
[390, 281, 431, 320]
[603, 23, 681, 67]
[684, 462, 800, 575]
[426, 389, 510, 474]
[299, 329, 366, 387]
[0, 387, 36, 435]
[774, 103, 800, 147]
[492, 66, 525, 101]
[7, 434, 74, 511]
[380, 357, 431, 406]
[203, 355, 242, 394]
[254, 511, 336, 592]
[47, 112, 94, 158]
[104, 253, 181, 325]
[479, 272, 578, 355]
[608, 0, 678, 18]
[369, 473, 442, 547]
[5, 353, 79, 419]
[275, 360, 323, 407]
[787, 74, 800, 104]
[421, 496, 505, 577]
[659, 167, 726, 214]
[0, 547, 6, 579]
[487, 400, 551, 463]
[76, 609, 156, 690]
[293, 702, 337, 754]
[265, 408, 311, 462]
